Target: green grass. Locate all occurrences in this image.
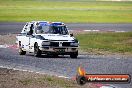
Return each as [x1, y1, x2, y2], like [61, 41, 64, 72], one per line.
[75, 32, 132, 54]
[0, 0, 132, 23]
[19, 75, 87, 88]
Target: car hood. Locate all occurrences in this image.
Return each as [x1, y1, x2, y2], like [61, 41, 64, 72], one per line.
[40, 34, 74, 41]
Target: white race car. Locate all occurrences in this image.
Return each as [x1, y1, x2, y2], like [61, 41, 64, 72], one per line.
[16, 21, 79, 58]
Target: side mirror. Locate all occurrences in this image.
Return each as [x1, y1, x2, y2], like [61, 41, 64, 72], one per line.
[31, 35, 35, 38]
[27, 31, 32, 35]
[70, 33, 73, 37]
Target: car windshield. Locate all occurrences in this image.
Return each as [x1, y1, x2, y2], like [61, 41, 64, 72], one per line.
[49, 26, 68, 35]
[40, 25, 68, 35]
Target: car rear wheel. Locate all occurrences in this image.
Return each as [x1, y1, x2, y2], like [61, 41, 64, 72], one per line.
[18, 42, 26, 55]
[19, 47, 26, 55]
[34, 43, 41, 57]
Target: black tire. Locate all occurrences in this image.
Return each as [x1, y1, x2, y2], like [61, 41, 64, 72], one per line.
[76, 76, 87, 85]
[19, 47, 26, 55]
[70, 51, 78, 58]
[18, 42, 26, 55]
[34, 43, 41, 57]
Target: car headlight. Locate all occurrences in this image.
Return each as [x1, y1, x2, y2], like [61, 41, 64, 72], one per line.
[71, 39, 79, 46]
[42, 41, 50, 46]
[70, 42, 79, 46]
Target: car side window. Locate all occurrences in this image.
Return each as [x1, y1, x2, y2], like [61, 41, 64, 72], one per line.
[28, 24, 33, 35]
[26, 23, 34, 35]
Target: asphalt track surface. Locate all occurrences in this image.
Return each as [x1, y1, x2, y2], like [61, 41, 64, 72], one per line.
[0, 22, 132, 34]
[0, 22, 132, 88]
[0, 47, 132, 88]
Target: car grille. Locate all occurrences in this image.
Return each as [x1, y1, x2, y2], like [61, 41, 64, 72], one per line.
[50, 42, 59, 47]
[50, 42, 71, 47]
[62, 42, 70, 47]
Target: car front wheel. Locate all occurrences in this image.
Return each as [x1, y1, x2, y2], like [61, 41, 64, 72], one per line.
[70, 51, 78, 58]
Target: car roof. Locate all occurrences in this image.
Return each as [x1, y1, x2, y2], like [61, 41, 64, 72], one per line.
[29, 21, 65, 26]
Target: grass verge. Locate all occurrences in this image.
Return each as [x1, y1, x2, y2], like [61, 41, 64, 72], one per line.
[0, 68, 94, 88]
[0, 0, 132, 23]
[75, 32, 132, 55]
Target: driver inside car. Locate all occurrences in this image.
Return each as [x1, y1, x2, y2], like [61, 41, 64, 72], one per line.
[35, 23, 43, 34]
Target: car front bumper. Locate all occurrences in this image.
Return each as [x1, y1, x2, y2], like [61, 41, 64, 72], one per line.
[39, 46, 78, 55]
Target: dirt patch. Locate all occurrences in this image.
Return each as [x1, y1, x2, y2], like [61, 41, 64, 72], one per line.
[0, 34, 16, 45]
[0, 68, 95, 88]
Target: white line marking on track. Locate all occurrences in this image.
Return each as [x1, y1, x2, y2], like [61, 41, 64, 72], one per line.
[0, 45, 8, 48]
[84, 30, 100, 32]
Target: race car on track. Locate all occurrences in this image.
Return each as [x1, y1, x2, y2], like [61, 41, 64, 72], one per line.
[16, 21, 79, 58]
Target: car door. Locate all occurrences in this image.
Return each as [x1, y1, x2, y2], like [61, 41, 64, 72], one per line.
[22, 23, 31, 51]
[28, 23, 35, 52]
[24, 34, 30, 51]
[29, 35, 36, 52]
